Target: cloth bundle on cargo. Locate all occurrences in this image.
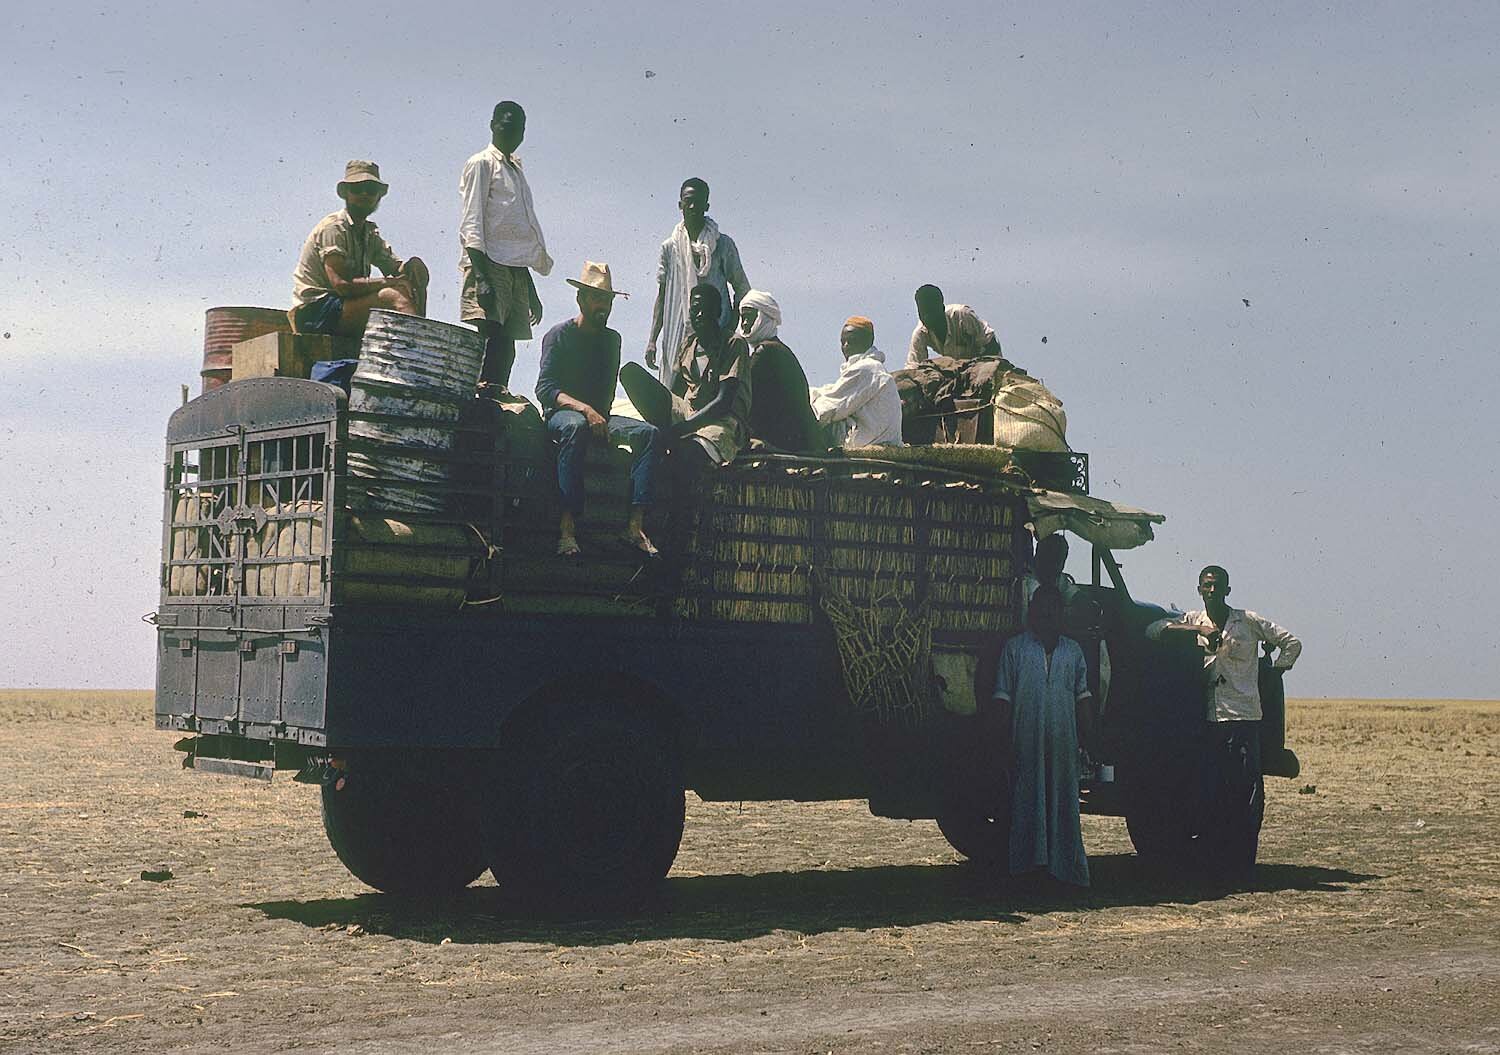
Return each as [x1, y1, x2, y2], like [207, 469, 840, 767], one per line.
[894, 354, 1068, 450]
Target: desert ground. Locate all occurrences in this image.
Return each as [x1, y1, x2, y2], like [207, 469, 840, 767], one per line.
[1, 690, 1496, 1054]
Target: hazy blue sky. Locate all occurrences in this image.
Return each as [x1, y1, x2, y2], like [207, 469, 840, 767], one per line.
[3, 1, 1496, 696]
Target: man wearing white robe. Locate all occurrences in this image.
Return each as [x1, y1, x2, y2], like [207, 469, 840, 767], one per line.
[645, 177, 751, 386]
[809, 316, 905, 447]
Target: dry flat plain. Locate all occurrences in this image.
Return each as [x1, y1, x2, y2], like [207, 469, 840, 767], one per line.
[1, 691, 1496, 1055]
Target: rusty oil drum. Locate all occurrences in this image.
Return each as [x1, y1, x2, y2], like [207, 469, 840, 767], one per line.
[202, 306, 292, 391]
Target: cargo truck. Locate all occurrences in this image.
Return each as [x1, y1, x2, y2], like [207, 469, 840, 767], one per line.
[152, 357, 1297, 900]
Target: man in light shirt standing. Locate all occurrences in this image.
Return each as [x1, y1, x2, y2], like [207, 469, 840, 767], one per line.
[1147, 565, 1301, 872]
[459, 101, 553, 392]
[645, 177, 751, 386]
[906, 283, 1005, 366]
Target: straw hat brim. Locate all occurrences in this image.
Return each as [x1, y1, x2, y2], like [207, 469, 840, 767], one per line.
[567, 278, 628, 298]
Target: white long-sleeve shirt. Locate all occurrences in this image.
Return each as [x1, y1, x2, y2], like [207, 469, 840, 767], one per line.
[457, 145, 552, 275]
[809, 346, 905, 447]
[1146, 607, 1301, 722]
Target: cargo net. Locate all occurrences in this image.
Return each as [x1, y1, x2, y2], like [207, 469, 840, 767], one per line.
[165, 433, 328, 599]
[819, 576, 934, 728]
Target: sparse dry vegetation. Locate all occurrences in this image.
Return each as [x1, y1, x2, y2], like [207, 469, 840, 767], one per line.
[1, 692, 1496, 1053]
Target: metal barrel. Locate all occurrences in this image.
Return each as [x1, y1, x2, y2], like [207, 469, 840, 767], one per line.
[203, 306, 292, 391]
[346, 311, 485, 513]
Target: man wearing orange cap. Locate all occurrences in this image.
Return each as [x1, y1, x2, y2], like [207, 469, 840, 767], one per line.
[810, 316, 905, 447]
[291, 160, 429, 338]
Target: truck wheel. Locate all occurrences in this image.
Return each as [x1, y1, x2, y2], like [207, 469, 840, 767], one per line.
[936, 808, 1011, 869]
[1124, 809, 1198, 867]
[487, 704, 684, 902]
[321, 753, 487, 896]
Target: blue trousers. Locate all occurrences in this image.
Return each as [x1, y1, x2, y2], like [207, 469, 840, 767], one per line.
[546, 410, 664, 515]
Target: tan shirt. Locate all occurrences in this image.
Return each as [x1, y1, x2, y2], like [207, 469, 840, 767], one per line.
[292, 209, 401, 308]
[675, 333, 753, 441]
[907, 303, 999, 365]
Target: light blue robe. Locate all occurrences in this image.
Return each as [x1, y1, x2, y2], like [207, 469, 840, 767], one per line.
[993, 631, 1092, 885]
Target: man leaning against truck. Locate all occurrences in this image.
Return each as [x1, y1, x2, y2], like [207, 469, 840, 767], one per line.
[1147, 564, 1301, 871]
[291, 160, 430, 338]
[535, 262, 664, 559]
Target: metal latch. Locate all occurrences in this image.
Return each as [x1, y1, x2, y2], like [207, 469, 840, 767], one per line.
[280, 640, 298, 656]
[239, 639, 255, 653]
[179, 639, 194, 654]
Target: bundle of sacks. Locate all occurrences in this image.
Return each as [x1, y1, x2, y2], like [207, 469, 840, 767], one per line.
[893, 355, 1068, 452]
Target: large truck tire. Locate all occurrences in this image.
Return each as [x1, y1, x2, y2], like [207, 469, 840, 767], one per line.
[1124, 809, 1198, 867]
[321, 753, 487, 896]
[486, 703, 684, 903]
[936, 807, 1011, 869]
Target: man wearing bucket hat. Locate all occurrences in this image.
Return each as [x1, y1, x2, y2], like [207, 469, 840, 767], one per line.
[535, 262, 664, 559]
[291, 160, 429, 338]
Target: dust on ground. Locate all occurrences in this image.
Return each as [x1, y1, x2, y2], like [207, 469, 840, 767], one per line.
[1, 691, 1496, 1054]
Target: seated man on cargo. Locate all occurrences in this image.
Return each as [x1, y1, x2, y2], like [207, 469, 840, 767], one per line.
[619, 283, 752, 470]
[736, 290, 823, 453]
[536, 262, 665, 558]
[994, 585, 1094, 886]
[906, 284, 1003, 366]
[291, 160, 429, 338]
[809, 316, 905, 448]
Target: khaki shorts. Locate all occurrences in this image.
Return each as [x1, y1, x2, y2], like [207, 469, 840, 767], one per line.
[459, 254, 533, 339]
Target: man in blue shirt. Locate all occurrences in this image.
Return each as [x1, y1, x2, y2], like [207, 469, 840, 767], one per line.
[535, 262, 664, 558]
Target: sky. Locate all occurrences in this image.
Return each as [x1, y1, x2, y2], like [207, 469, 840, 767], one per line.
[2, 1, 1497, 697]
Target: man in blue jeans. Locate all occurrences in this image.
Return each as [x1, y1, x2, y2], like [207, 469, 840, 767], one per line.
[536, 261, 664, 558]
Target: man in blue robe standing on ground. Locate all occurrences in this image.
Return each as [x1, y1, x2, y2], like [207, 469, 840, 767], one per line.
[992, 586, 1095, 886]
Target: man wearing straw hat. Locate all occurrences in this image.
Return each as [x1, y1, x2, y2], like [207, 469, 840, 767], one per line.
[291, 160, 429, 338]
[536, 262, 664, 559]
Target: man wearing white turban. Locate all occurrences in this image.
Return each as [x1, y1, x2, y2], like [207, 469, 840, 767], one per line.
[737, 290, 823, 454]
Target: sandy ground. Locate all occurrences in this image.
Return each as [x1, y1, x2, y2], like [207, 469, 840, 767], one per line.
[1, 691, 1496, 1054]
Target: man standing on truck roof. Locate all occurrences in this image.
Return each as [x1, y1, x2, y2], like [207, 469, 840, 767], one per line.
[906, 284, 1004, 366]
[993, 585, 1094, 886]
[1147, 565, 1302, 872]
[291, 160, 430, 338]
[459, 101, 552, 393]
[535, 262, 664, 559]
[620, 283, 752, 469]
[645, 177, 751, 386]
[810, 316, 905, 448]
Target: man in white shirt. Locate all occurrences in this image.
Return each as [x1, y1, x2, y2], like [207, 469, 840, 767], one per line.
[810, 316, 904, 447]
[907, 283, 1003, 366]
[1146, 564, 1301, 872]
[459, 101, 553, 392]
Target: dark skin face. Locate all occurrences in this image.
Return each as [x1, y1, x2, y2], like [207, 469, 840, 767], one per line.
[576, 287, 614, 332]
[337, 182, 385, 222]
[679, 184, 709, 228]
[689, 289, 721, 341]
[1028, 594, 1065, 651]
[491, 109, 526, 154]
[915, 291, 946, 335]
[1036, 535, 1069, 582]
[839, 324, 874, 358]
[1198, 569, 1232, 623]
[739, 305, 758, 335]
